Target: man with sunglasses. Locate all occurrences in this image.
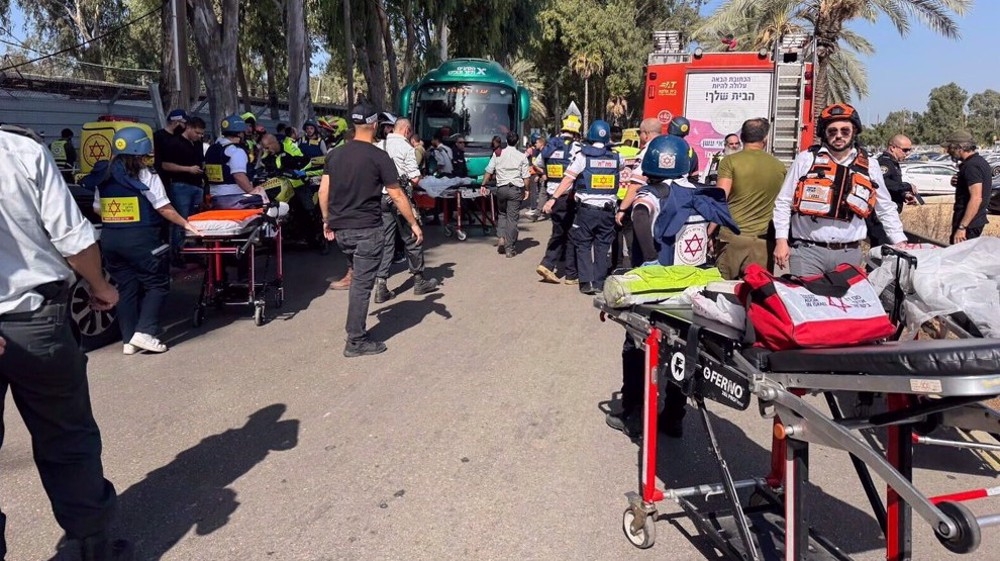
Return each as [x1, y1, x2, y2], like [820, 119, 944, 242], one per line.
[773, 103, 906, 277]
[868, 134, 918, 246]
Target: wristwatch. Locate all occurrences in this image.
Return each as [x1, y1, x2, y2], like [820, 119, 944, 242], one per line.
[958, 225, 967, 230]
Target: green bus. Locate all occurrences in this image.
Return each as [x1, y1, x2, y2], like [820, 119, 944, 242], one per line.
[399, 58, 531, 180]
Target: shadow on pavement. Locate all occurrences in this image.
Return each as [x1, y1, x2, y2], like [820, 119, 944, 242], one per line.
[369, 293, 452, 342]
[110, 404, 299, 560]
[645, 409, 884, 557]
[163, 247, 348, 346]
[387, 262, 456, 295]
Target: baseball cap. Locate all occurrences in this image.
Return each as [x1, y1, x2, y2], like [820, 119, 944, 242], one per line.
[941, 130, 974, 146]
[167, 109, 187, 122]
[350, 103, 379, 125]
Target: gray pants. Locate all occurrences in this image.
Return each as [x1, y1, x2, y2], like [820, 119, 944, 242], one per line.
[334, 227, 384, 342]
[377, 210, 423, 280]
[790, 241, 862, 277]
[495, 184, 524, 246]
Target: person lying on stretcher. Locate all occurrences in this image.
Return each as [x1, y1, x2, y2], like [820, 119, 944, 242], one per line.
[606, 135, 739, 438]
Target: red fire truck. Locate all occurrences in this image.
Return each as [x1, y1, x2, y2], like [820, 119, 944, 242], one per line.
[643, 31, 816, 169]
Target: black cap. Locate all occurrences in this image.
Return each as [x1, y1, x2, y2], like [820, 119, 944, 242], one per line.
[350, 103, 379, 125]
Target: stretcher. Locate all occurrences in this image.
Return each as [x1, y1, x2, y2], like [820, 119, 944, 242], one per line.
[181, 207, 284, 327]
[596, 296, 1000, 560]
[414, 177, 497, 241]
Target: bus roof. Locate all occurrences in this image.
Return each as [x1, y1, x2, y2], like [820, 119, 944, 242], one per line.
[414, 59, 518, 89]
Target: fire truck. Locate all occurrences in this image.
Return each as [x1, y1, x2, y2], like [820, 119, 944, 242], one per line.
[643, 31, 815, 169]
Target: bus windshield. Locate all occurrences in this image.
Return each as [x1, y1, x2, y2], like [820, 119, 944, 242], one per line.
[414, 83, 515, 149]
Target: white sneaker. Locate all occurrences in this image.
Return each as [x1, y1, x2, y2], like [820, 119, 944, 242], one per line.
[123, 343, 138, 355]
[129, 333, 168, 353]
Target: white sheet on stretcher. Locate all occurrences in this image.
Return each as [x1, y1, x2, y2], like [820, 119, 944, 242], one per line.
[187, 204, 288, 237]
[418, 176, 475, 198]
[869, 237, 1000, 337]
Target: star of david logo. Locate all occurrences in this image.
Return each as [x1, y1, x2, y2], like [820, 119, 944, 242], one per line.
[88, 142, 107, 160]
[107, 200, 122, 216]
[682, 233, 704, 258]
[827, 297, 850, 313]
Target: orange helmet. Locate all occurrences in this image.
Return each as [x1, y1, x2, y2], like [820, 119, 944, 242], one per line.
[818, 103, 862, 135]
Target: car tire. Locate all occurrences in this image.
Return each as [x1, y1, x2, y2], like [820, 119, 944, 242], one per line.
[70, 274, 120, 351]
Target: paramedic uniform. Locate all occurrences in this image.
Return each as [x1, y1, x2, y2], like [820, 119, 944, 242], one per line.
[205, 138, 252, 209]
[563, 142, 624, 288]
[536, 134, 581, 279]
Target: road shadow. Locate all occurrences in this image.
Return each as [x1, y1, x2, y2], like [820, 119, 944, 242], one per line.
[511, 237, 541, 253]
[109, 404, 299, 560]
[162, 247, 348, 346]
[369, 293, 452, 342]
[385, 262, 457, 294]
[641, 408, 885, 557]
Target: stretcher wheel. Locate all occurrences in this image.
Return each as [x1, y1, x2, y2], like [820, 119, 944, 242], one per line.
[254, 304, 265, 327]
[443, 225, 455, 237]
[483, 226, 493, 236]
[273, 289, 284, 309]
[192, 307, 204, 328]
[935, 501, 980, 554]
[456, 229, 468, 241]
[622, 506, 655, 549]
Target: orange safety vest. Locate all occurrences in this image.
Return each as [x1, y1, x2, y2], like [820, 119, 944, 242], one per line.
[792, 146, 878, 221]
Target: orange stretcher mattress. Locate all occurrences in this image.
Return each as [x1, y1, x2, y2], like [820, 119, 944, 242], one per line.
[187, 209, 264, 237]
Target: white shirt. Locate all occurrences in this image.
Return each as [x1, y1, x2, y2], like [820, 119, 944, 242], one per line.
[211, 139, 250, 197]
[485, 146, 530, 186]
[378, 133, 420, 194]
[773, 147, 906, 245]
[94, 168, 171, 212]
[564, 142, 625, 204]
[533, 134, 581, 193]
[0, 130, 97, 315]
[430, 143, 454, 175]
[623, 144, 650, 187]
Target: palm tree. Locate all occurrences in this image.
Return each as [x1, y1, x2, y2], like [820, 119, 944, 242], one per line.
[606, 96, 629, 126]
[696, 0, 969, 116]
[508, 57, 549, 127]
[571, 51, 604, 131]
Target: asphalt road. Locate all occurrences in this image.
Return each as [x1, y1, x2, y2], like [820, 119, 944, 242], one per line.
[2, 219, 999, 561]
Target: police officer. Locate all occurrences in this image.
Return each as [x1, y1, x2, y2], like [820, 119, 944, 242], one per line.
[535, 117, 582, 284]
[49, 127, 77, 181]
[543, 119, 624, 295]
[242, 113, 260, 164]
[868, 134, 918, 246]
[0, 124, 133, 560]
[299, 120, 327, 158]
[667, 116, 701, 182]
[606, 135, 698, 438]
[92, 126, 201, 354]
[205, 114, 257, 209]
[773, 104, 906, 276]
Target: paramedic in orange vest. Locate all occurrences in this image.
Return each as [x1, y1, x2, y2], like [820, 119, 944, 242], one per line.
[772, 104, 906, 277]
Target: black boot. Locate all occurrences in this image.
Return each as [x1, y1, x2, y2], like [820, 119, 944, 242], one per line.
[413, 274, 440, 296]
[54, 534, 135, 561]
[373, 279, 395, 304]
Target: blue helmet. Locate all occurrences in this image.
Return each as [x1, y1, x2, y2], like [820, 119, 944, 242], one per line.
[220, 114, 248, 135]
[668, 116, 691, 138]
[302, 119, 319, 131]
[642, 135, 691, 180]
[586, 120, 612, 144]
[112, 126, 153, 156]
[529, 132, 541, 144]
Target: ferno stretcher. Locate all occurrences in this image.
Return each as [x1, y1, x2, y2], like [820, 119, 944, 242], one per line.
[596, 297, 1000, 561]
[413, 187, 496, 241]
[181, 207, 284, 327]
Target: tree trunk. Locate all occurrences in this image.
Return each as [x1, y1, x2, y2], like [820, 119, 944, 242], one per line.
[190, 0, 240, 134]
[343, 0, 355, 107]
[287, 0, 313, 129]
[583, 76, 589, 132]
[160, 1, 176, 112]
[401, 0, 416, 86]
[237, 49, 252, 114]
[438, 13, 449, 63]
[376, 0, 399, 110]
[265, 51, 279, 119]
[357, 6, 387, 110]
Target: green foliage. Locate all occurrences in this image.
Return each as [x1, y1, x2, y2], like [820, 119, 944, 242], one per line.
[918, 82, 968, 144]
[967, 89, 1000, 146]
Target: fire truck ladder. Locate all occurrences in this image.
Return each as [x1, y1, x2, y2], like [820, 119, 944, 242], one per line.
[770, 62, 806, 166]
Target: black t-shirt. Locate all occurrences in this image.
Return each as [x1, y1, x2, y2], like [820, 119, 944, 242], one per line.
[153, 128, 180, 171]
[955, 153, 992, 228]
[325, 140, 401, 230]
[161, 135, 205, 187]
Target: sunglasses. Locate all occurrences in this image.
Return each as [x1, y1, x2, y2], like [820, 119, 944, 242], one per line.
[893, 146, 913, 153]
[825, 127, 853, 137]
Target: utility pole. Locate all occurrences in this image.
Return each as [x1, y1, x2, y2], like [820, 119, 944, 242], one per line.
[171, 0, 190, 110]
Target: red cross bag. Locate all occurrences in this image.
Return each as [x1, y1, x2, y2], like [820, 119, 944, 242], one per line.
[737, 263, 896, 351]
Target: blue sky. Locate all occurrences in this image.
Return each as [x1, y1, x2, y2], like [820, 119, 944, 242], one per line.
[699, 0, 997, 125]
[4, 1, 995, 126]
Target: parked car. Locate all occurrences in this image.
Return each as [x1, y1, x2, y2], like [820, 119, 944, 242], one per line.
[900, 162, 959, 196]
[69, 180, 120, 350]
